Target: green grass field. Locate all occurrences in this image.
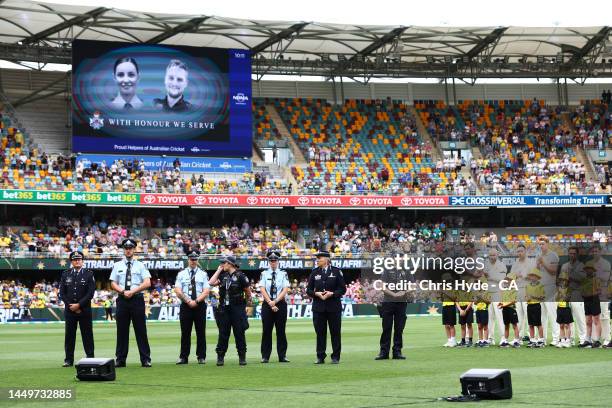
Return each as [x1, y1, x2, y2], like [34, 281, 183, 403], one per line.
[1, 317, 611, 408]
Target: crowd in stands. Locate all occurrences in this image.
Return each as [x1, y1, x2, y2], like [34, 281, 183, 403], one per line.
[462, 99, 610, 194]
[2, 222, 610, 311]
[469, 151, 596, 194]
[571, 100, 611, 151]
[4, 209, 610, 258]
[77, 159, 287, 195]
[307, 218, 454, 255]
[3, 96, 611, 197]
[594, 163, 611, 186]
[0, 214, 302, 258]
[416, 98, 612, 194]
[1, 276, 371, 311]
[1, 113, 285, 194]
[1, 212, 463, 258]
[0, 275, 449, 312]
[2, 273, 431, 310]
[275, 97, 477, 196]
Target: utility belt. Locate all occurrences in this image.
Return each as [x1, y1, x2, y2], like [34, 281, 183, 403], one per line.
[216, 300, 246, 309]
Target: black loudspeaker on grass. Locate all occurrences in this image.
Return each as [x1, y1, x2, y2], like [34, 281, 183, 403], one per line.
[75, 358, 116, 381]
[459, 369, 512, 399]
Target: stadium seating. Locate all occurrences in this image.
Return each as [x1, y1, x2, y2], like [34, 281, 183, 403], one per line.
[2, 96, 610, 196]
[414, 99, 464, 141]
[572, 100, 611, 150]
[252, 99, 282, 144]
[414, 99, 610, 194]
[0, 214, 303, 258]
[264, 97, 468, 195]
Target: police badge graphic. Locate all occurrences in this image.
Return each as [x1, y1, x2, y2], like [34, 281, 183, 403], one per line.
[89, 111, 104, 130]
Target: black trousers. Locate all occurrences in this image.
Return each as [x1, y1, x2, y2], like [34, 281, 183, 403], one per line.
[379, 302, 407, 355]
[179, 302, 207, 360]
[313, 310, 342, 360]
[215, 304, 248, 356]
[64, 307, 94, 362]
[261, 301, 287, 359]
[115, 296, 151, 364]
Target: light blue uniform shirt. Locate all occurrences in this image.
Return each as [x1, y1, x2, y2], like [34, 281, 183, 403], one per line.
[110, 258, 151, 290]
[259, 268, 289, 300]
[175, 267, 210, 301]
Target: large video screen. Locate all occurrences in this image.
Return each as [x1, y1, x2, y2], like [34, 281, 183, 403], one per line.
[72, 40, 251, 157]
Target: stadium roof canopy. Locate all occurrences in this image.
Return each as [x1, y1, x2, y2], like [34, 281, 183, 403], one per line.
[0, 0, 610, 81]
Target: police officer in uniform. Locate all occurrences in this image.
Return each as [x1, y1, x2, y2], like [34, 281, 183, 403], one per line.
[175, 251, 210, 364]
[110, 239, 152, 367]
[259, 250, 290, 363]
[209, 255, 251, 366]
[59, 251, 95, 367]
[375, 265, 409, 360]
[306, 251, 347, 364]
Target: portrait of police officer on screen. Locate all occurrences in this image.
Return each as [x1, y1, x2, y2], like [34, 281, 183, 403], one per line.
[153, 59, 193, 112]
[110, 57, 143, 110]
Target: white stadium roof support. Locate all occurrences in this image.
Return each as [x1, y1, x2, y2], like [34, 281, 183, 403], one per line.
[0, 0, 610, 80]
